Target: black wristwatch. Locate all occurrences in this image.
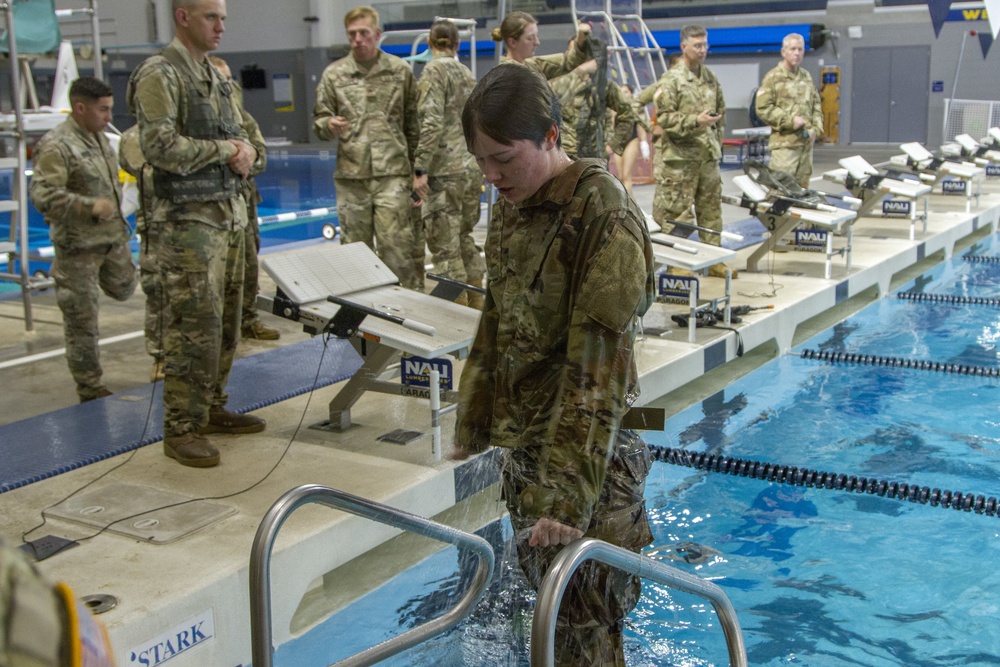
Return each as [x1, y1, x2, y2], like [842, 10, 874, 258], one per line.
[414, 169, 426, 177]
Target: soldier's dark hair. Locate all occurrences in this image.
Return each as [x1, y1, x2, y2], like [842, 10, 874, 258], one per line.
[429, 20, 459, 53]
[69, 77, 113, 102]
[680, 25, 707, 43]
[490, 11, 536, 43]
[463, 64, 561, 151]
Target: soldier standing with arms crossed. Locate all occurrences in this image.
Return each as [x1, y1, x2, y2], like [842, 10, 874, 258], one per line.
[754, 33, 824, 189]
[30, 77, 138, 403]
[653, 25, 736, 278]
[128, 0, 266, 468]
[313, 6, 422, 290]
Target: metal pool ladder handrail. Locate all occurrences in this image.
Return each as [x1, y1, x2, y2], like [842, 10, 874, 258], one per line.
[250, 484, 495, 667]
[531, 537, 748, 667]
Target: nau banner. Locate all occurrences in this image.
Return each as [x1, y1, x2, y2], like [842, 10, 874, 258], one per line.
[402, 355, 453, 390]
[658, 273, 699, 301]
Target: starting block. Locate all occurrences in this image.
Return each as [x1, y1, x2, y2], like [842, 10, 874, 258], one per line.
[942, 133, 1000, 167]
[891, 142, 984, 213]
[260, 242, 481, 432]
[644, 216, 735, 344]
[723, 174, 857, 279]
[823, 155, 931, 241]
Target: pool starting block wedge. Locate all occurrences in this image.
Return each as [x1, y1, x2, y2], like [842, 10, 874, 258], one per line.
[260, 242, 481, 431]
[644, 215, 735, 343]
[723, 174, 857, 279]
[891, 142, 984, 213]
[823, 155, 931, 241]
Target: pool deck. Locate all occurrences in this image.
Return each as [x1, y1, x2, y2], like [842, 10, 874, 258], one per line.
[1, 150, 999, 666]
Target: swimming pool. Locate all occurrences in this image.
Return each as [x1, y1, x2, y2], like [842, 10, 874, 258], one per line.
[269, 235, 1000, 666]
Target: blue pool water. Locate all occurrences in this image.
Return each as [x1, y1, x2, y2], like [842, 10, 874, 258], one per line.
[274, 237, 1000, 666]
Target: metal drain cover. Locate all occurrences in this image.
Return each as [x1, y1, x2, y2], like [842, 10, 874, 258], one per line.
[44, 482, 237, 544]
[377, 429, 424, 445]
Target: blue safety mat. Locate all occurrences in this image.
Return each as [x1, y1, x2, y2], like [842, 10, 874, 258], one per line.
[0, 336, 362, 493]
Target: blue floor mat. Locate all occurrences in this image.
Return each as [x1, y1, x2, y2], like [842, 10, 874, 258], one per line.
[0, 336, 362, 493]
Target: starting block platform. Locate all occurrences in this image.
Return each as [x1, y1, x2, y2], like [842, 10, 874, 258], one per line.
[645, 216, 735, 343]
[823, 155, 931, 241]
[724, 174, 857, 279]
[941, 133, 1000, 167]
[891, 142, 984, 213]
[260, 242, 481, 432]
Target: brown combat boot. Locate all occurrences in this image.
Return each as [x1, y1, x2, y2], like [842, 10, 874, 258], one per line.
[707, 264, 738, 280]
[466, 291, 485, 310]
[242, 319, 281, 340]
[164, 432, 220, 468]
[78, 386, 113, 403]
[201, 407, 267, 434]
[150, 357, 165, 382]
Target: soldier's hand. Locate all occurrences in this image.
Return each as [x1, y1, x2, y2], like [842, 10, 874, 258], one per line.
[697, 110, 721, 127]
[328, 115, 350, 137]
[575, 22, 591, 48]
[413, 173, 429, 199]
[227, 140, 256, 179]
[575, 59, 598, 77]
[528, 518, 584, 548]
[92, 198, 117, 220]
[792, 115, 807, 130]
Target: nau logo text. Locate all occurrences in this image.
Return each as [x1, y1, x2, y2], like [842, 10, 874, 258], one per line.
[127, 612, 214, 666]
[942, 180, 968, 194]
[987, 165, 1000, 177]
[658, 274, 698, 300]
[882, 199, 912, 216]
[402, 355, 453, 390]
[794, 229, 828, 248]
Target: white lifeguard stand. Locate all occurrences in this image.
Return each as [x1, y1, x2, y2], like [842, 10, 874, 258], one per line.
[0, 0, 104, 331]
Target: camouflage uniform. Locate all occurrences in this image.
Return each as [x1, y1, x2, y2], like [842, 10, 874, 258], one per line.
[653, 62, 725, 243]
[230, 82, 269, 330]
[313, 50, 421, 289]
[415, 53, 480, 286]
[119, 125, 165, 363]
[456, 159, 655, 666]
[755, 62, 823, 188]
[501, 54, 590, 116]
[127, 37, 249, 439]
[29, 115, 137, 401]
[560, 80, 638, 159]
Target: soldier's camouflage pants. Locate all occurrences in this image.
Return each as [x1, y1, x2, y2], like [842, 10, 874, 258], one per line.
[768, 143, 814, 189]
[460, 170, 486, 287]
[335, 176, 421, 290]
[52, 240, 137, 400]
[242, 198, 261, 326]
[158, 220, 244, 437]
[502, 429, 653, 667]
[652, 157, 723, 245]
[138, 222, 165, 359]
[423, 173, 485, 285]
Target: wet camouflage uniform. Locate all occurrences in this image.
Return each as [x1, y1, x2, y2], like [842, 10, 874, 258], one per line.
[653, 62, 725, 243]
[501, 52, 589, 117]
[313, 50, 421, 289]
[30, 115, 138, 401]
[456, 159, 656, 666]
[119, 125, 164, 362]
[127, 37, 249, 439]
[755, 62, 823, 188]
[415, 53, 482, 287]
[560, 80, 637, 159]
[230, 81, 269, 329]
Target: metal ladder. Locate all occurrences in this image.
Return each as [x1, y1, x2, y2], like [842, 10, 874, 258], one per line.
[0, 0, 104, 331]
[249, 484, 495, 667]
[531, 537, 748, 667]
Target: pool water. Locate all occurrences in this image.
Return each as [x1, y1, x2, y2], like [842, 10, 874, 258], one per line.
[273, 239, 1000, 666]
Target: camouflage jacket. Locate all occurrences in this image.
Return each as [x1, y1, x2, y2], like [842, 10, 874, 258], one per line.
[455, 158, 655, 531]
[655, 62, 726, 162]
[118, 125, 153, 233]
[561, 79, 638, 158]
[231, 80, 267, 205]
[755, 62, 823, 149]
[414, 54, 476, 177]
[126, 37, 248, 230]
[499, 54, 589, 113]
[313, 50, 419, 179]
[29, 115, 130, 248]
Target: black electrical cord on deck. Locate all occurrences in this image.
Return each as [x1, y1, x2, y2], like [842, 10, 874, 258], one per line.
[648, 445, 1000, 519]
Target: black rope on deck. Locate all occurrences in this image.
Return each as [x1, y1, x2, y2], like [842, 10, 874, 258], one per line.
[963, 254, 1000, 264]
[649, 445, 1000, 518]
[799, 348, 1000, 377]
[896, 291, 1000, 307]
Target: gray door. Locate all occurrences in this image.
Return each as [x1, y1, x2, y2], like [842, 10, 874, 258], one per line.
[851, 45, 930, 143]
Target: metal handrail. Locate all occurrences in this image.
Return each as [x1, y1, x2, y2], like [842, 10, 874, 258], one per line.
[249, 484, 495, 667]
[531, 538, 748, 667]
